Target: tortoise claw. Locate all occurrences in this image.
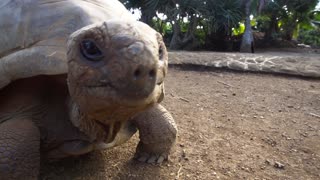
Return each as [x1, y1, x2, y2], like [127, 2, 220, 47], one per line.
[135, 150, 168, 164]
[157, 155, 165, 163]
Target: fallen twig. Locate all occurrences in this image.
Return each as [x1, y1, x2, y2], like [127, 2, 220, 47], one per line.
[175, 163, 183, 180]
[179, 97, 190, 103]
[308, 112, 320, 119]
[217, 80, 233, 88]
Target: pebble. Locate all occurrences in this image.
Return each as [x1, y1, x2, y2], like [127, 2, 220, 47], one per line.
[265, 159, 271, 165]
[274, 161, 285, 169]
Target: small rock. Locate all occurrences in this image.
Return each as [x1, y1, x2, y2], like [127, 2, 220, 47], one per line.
[181, 149, 189, 161]
[290, 149, 297, 152]
[265, 159, 271, 165]
[274, 161, 285, 169]
[182, 149, 186, 158]
[301, 132, 308, 137]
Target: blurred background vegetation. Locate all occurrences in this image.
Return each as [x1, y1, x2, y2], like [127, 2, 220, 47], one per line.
[120, 0, 320, 52]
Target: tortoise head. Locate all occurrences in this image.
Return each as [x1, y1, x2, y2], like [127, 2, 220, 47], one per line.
[66, 20, 168, 123]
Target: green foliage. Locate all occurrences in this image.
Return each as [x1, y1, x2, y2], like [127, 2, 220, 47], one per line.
[255, 15, 269, 27]
[298, 28, 320, 46]
[232, 23, 245, 35]
[203, 0, 243, 35]
[310, 10, 320, 26]
[122, 0, 320, 50]
[233, 19, 257, 36]
[311, 11, 320, 21]
[297, 10, 320, 46]
[263, 0, 318, 40]
[151, 17, 172, 35]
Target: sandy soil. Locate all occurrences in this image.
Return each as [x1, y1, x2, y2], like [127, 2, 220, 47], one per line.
[41, 53, 320, 180]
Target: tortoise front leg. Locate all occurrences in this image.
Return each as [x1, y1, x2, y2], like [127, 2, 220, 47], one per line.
[132, 104, 177, 164]
[0, 119, 40, 180]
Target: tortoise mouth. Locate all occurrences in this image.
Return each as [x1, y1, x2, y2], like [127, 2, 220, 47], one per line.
[85, 79, 158, 101]
[84, 82, 150, 105]
[80, 78, 162, 109]
[86, 82, 117, 89]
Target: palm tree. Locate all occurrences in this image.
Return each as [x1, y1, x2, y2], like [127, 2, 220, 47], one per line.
[240, 0, 269, 53]
[282, 0, 319, 40]
[126, 0, 202, 49]
[120, 0, 158, 25]
[167, 0, 203, 49]
[202, 0, 242, 51]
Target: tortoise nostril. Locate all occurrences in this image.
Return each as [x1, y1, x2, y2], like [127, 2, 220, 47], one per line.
[149, 69, 156, 79]
[133, 69, 141, 79]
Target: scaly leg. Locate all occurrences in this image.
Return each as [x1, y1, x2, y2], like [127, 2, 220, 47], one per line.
[0, 119, 40, 180]
[132, 104, 177, 164]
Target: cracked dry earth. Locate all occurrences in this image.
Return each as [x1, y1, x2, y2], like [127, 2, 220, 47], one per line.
[41, 52, 320, 180]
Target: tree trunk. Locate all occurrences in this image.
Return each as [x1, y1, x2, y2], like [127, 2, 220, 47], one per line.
[264, 15, 278, 40]
[169, 20, 182, 50]
[283, 13, 298, 41]
[140, 6, 154, 26]
[181, 15, 199, 50]
[169, 15, 199, 50]
[240, 0, 254, 53]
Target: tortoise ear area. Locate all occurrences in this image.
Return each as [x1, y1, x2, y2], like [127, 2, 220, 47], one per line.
[155, 33, 167, 59]
[154, 33, 168, 79]
[158, 42, 165, 61]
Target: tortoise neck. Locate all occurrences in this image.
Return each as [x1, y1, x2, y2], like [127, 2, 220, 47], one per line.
[68, 100, 118, 142]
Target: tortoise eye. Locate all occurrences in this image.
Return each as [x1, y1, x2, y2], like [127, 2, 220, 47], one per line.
[80, 39, 104, 61]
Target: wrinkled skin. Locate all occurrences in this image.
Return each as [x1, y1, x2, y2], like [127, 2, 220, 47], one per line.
[67, 21, 169, 141]
[0, 20, 177, 179]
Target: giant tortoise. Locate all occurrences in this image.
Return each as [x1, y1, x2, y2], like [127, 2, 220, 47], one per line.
[0, 0, 177, 179]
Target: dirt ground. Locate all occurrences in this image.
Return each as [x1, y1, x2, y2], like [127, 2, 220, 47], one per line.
[41, 52, 320, 180]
